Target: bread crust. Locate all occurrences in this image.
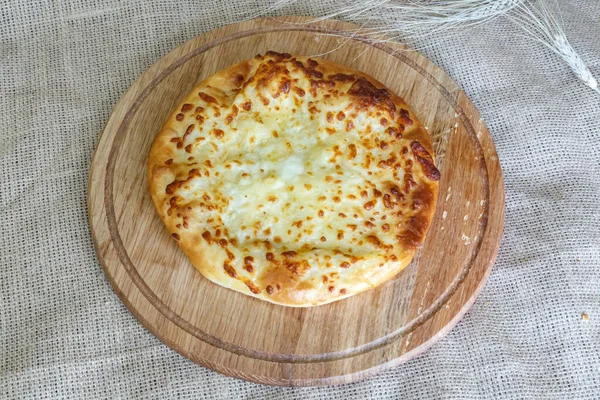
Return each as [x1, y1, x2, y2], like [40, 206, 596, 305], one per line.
[148, 51, 439, 307]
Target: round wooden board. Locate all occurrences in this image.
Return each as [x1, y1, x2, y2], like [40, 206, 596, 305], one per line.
[88, 16, 504, 386]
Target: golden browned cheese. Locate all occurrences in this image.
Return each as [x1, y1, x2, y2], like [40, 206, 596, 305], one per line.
[147, 51, 439, 307]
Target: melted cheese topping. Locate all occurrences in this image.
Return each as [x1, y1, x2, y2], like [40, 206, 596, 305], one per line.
[148, 52, 439, 306]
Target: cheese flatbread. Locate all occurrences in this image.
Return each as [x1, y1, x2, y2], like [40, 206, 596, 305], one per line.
[147, 52, 439, 307]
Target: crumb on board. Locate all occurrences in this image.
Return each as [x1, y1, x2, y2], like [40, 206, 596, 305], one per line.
[404, 332, 413, 348]
[461, 233, 471, 245]
[442, 210, 447, 219]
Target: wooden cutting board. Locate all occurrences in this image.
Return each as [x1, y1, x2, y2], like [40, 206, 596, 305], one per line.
[88, 16, 504, 386]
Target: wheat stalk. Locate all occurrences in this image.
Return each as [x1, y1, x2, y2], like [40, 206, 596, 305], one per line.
[249, 0, 598, 96]
[507, 0, 600, 95]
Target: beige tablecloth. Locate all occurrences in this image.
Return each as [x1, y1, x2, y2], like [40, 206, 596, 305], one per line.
[2, 1, 599, 398]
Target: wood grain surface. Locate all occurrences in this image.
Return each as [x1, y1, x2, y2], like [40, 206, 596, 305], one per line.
[88, 16, 505, 386]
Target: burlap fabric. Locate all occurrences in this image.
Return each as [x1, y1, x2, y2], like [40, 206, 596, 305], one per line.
[1, 1, 599, 398]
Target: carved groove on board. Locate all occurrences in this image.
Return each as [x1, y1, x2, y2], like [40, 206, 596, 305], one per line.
[103, 25, 488, 363]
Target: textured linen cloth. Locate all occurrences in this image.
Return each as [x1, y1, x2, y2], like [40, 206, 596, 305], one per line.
[1, 1, 600, 398]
